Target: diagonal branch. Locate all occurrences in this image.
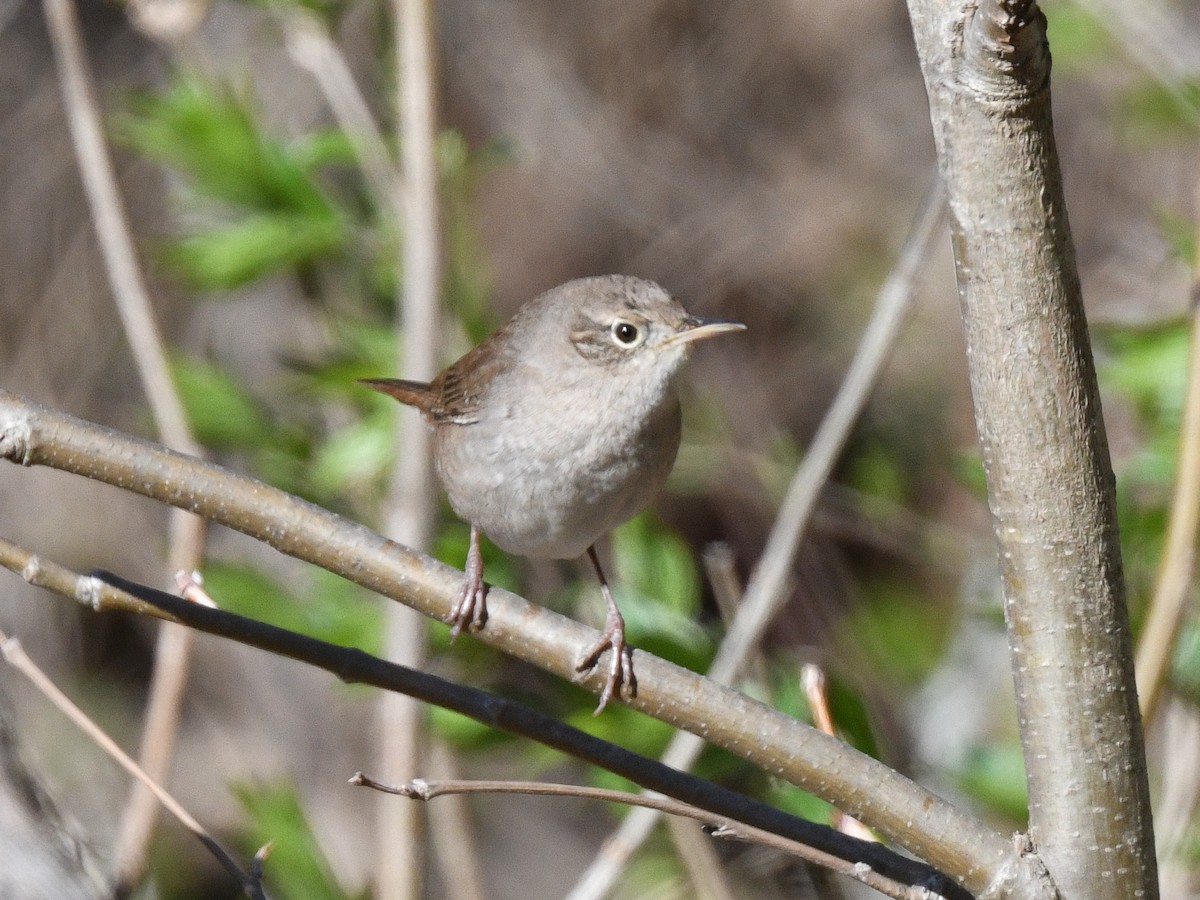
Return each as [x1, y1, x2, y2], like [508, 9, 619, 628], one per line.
[0, 390, 1042, 897]
[353, 775, 937, 900]
[0, 543, 961, 898]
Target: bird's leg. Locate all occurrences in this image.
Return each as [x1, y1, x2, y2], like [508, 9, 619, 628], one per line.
[448, 524, 488, 638]
[576, 545, 636, 714]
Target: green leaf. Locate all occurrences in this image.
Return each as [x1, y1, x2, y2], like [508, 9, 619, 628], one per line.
[171, 353, 276, 449]
[1041, 0, 1114, 72]
[165, 212, 346, 289]
[119, 74, 338, 215]
[308, 415, 396, 497]
[838, 579, 953, 687]
[1155, 208, 1198, 268]
[847, 440, 909, 503]
[1118, 78, 1200, 141]
[956, 743, 1029, 824]
[1171, 619, 1200, 705]
[1098, 320, 1190, 426]
[201, 560, 382, 652]
[233, 780, 351, 900]
[612, 514, 700, 617]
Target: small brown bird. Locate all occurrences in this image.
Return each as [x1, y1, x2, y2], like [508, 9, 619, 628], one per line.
[363, 275, 744, 711]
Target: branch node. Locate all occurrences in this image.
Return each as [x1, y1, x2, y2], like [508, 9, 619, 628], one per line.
[20, 555, 43, 585]
[408, 778, 432, 800]
[77, 573, 106, 610]
[0, 412, 34, 466]
[962, 0, 1050, 95]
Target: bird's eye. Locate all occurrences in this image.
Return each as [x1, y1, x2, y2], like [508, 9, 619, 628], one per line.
[612, 320, 641, 347]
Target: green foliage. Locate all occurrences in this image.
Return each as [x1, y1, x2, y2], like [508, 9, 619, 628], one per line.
[1172, 619, 1200, 706]
[1096, 320, 1190, 609]
[610, 513, 714, 669]
[839, 579, 954, 688]
[119, 74, 351, 289]
[171, 353, 280, 450]
[1040, 0, 1113, 73]
[956, 743, 1029, 825]
[1156, 208, 1199, 269]
[1118, 79, 1200, 142]
[120, 75, 345, 214]
[165, 213, 347, 289]
[1101, 320, 1191, 427]
[233, 780, 357, 900]
[201, 560, 382, 653]
[846, 439, 909, 503]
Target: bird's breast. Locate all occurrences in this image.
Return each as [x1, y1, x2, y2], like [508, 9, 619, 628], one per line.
[433, 389, 682, 559]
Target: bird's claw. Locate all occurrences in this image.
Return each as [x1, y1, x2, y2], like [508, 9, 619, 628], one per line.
[448, 525, 488, 639]
[447, 578, 488, 639]
[576, 616, 636, 714]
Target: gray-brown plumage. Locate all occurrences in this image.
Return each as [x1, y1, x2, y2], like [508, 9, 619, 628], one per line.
[363, 275, 744, 712]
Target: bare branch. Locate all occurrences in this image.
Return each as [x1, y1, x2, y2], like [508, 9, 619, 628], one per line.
[0, 391, 1035, 896]
[40, 0, 208, 884]
[0, 538, 966, 896]
[1135, 174, 1200, 726]
[373, 0, 445, 893]
[353, 775, 944, 900]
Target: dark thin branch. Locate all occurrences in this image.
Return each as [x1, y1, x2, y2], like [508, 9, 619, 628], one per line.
[89, 568, 967, 899]
[0, 538, 965, 898]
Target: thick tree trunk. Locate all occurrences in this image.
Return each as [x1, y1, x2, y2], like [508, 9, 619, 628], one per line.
[905, 1, 1158, 897]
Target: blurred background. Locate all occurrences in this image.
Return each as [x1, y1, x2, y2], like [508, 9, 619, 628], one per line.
[1, 0, 1199, 897]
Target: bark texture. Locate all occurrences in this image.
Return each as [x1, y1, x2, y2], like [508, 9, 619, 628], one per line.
[905, 1, 1157, 897]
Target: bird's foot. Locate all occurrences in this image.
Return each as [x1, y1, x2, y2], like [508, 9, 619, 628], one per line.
[448, 525, 488, 639]
[576, 610, 636, 715]
[448, 578, 488, 639]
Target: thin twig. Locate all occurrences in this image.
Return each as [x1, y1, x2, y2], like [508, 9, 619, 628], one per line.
[802, 664, 874, 842]
[352, 775, 942, 900]
[566, 177, 948, 900]
[40, 0, 208, 886]
[1135, 173, 1200, 726]
[0, 628, 266, 900]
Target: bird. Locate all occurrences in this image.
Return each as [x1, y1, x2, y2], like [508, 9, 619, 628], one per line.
[362, 274, 744, 711]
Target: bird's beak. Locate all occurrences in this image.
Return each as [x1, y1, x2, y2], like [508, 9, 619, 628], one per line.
[661, 315, 747, 347]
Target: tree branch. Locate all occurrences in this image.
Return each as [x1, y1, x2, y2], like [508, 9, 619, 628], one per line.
[0, 539, 963, 897]
[0, 390, 1035, 896]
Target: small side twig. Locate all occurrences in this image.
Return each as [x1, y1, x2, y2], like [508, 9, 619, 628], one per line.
[801, 664, 874, 842]
[0, 628, 266, 900]
[352, 775, 943, 900]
